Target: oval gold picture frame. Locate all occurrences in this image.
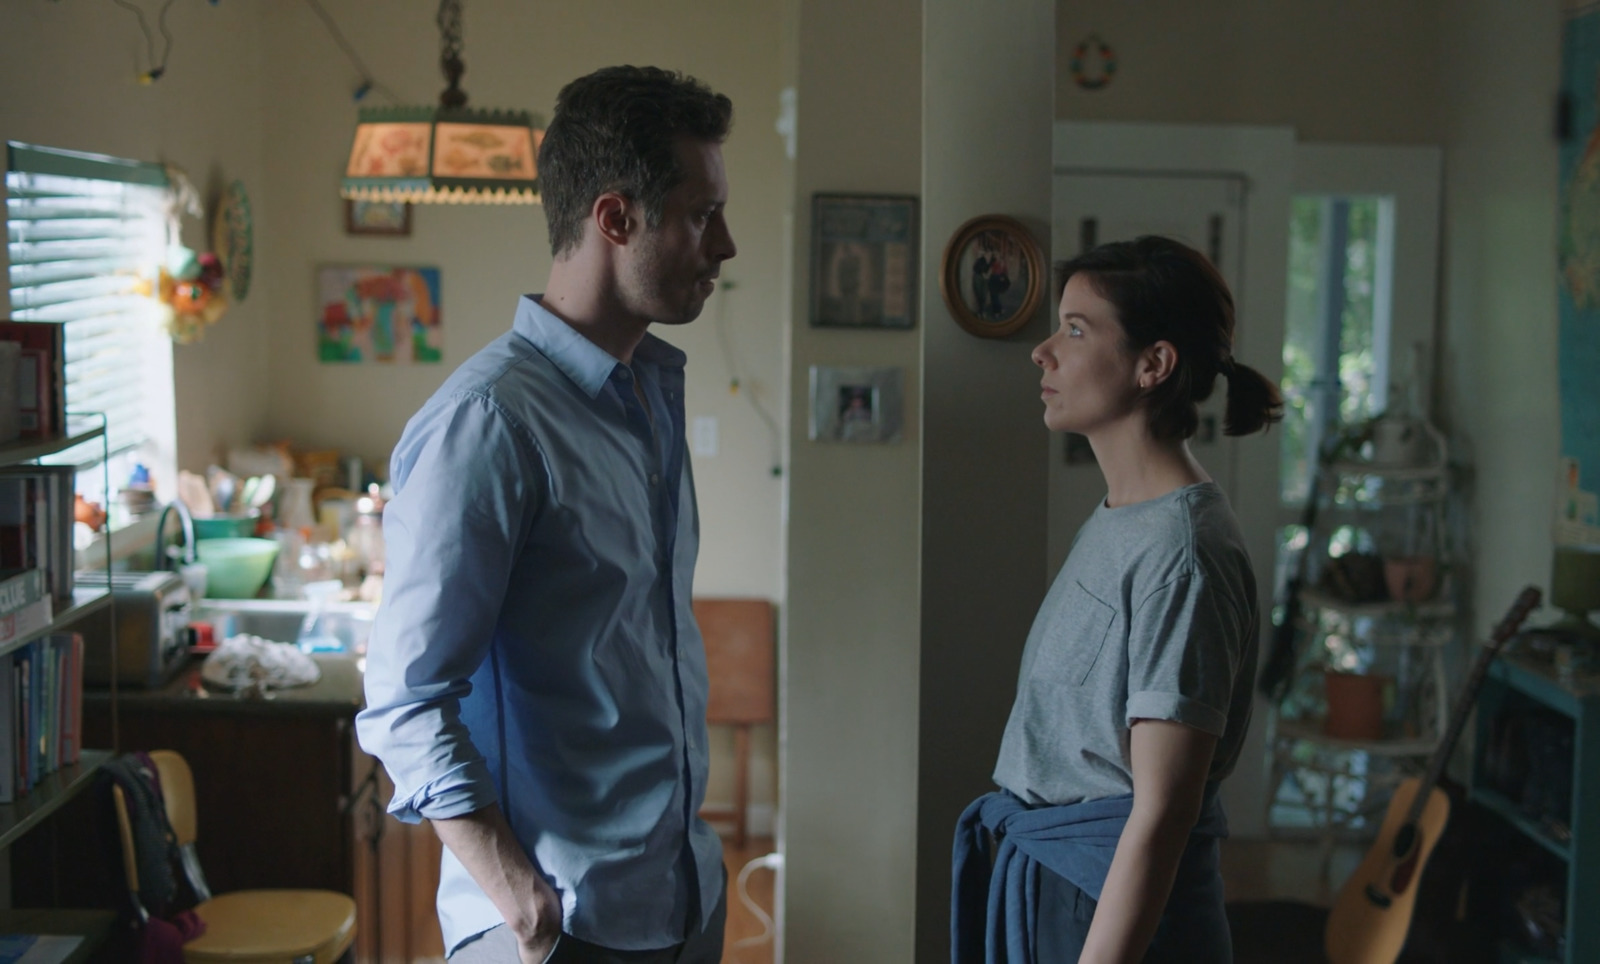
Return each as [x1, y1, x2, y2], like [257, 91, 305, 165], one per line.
[939, 214, 1045, 339]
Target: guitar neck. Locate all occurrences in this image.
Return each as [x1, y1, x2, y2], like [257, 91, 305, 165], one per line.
[1405, 645, 1492, 823]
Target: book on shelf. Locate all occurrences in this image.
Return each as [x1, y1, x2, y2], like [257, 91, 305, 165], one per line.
[0, 933, 84, 964]
[0, 340, 21, 445]
[58, 633, 81, 768]
[0, 569, 53, 648]
[0, 467, 77, 608]
[0, 321, 65, 442]
[0, 649, 10, 803]
[0, 633, 81, 804]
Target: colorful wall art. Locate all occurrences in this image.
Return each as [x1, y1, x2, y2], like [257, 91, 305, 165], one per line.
[317, 265, 441, 364]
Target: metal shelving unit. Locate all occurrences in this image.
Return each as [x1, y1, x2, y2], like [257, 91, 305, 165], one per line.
[1265, 434, 1460, 850]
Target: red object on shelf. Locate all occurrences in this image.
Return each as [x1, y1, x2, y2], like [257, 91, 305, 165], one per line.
[190, 621, 216, 654]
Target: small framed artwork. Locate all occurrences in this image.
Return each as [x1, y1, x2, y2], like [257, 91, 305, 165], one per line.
[939, 214, 1045, 338]
[811, 193, 918, 329]
[345, 199, 412, 237]
[808, 365, 904, 444]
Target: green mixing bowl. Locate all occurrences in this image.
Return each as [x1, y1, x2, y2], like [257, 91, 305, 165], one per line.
[195, 537, 279, 599]
[192, 512, 259, 540]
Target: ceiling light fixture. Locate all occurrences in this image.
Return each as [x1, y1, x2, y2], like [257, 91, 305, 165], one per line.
[340, 0, 542, 205]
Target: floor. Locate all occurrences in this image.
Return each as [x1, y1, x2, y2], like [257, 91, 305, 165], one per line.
[721, 836, 779, 964]
[1218, 836, 1365, 906]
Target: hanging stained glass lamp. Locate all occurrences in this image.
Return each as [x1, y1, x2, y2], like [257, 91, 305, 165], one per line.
[340, 0, 542, 205]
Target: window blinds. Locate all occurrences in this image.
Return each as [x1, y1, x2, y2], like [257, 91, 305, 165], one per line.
[5, 142, 170, 467]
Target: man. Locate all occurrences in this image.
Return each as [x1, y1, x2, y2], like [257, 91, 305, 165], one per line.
[356, 66, 737, 964]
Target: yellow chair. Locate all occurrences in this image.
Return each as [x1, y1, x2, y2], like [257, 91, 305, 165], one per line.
[111, 749, 357, 964]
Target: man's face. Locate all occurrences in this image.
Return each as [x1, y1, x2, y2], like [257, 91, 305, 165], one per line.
[621, 138, 737, 326]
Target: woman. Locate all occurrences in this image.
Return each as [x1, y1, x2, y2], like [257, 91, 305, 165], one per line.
[953, 236, 1282, 963]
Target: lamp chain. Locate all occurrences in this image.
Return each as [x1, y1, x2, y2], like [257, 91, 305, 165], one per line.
[437, 0, 467, 109]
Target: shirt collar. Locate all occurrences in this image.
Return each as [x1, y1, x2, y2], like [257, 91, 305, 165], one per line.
[513, 295, 686, 399]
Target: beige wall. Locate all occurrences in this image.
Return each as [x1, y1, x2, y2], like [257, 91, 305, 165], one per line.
[914, 0, 1057, 957]
[779, 0, 923, 955]
[1055, 0, 1447, 144]
[1440, 2, 1563, 632]
[0, 0, 271, 476]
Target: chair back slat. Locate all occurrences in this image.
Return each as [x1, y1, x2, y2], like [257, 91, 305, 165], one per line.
[148, 750, 198, 847]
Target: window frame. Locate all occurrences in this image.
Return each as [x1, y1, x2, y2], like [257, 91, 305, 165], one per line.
[5, 141, 180, 557]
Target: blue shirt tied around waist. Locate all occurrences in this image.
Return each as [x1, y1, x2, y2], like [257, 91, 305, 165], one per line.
[951, 786, 1228, 964]
[356, 295, 722, 955]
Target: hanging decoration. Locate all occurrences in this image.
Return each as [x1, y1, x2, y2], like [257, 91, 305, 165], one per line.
[340, 0, 543, 205]
[153, 166, 236, 344]
[1070, 33, 1118, 92]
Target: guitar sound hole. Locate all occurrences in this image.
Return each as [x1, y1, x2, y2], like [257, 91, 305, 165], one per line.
[1392, 824, 1416, 858]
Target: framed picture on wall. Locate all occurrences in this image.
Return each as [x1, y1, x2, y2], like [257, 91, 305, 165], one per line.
[316, 264, 441, 363]
[939, 214, 1045, 338]
[807, 365, 904, 444]
[810, 194, 918, 329]
[345, 199, 412, 237]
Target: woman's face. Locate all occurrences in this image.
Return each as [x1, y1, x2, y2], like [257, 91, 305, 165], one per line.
[1031, 273, 1142, 436]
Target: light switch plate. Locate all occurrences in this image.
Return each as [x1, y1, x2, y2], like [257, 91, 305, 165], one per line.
[692, 415, 719, 457]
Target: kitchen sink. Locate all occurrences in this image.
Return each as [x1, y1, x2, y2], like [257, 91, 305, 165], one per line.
[194, 598, 376, 653]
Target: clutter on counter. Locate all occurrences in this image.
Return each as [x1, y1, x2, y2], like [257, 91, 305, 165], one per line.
[162, 441, 391, 606]
[199, 633, 322, 694]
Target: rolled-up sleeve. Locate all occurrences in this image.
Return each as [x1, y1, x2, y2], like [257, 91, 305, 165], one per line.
[356, 389, 541, 823]
[1124, 574, 1241, 738]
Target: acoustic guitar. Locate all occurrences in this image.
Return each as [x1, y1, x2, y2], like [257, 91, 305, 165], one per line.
[1324, 585, 1542, 964]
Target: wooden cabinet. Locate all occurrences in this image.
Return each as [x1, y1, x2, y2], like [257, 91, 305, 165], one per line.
[350, 752, 445, 964]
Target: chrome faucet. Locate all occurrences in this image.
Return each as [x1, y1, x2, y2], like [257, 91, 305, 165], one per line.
[155, 498, 197, 570]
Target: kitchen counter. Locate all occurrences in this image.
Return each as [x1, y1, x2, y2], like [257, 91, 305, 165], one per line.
[85, 651, 365, 716]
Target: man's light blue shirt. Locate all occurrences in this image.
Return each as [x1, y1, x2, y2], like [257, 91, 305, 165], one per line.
[356, 295, 722, 955]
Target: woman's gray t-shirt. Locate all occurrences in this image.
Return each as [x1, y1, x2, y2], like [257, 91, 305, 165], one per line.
[993, 482, 1259, 806]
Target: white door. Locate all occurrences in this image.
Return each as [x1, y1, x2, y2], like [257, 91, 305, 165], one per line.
[1047, 171, 1247, 573]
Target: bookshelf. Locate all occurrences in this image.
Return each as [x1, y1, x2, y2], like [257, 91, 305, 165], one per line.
[0, 589, 110, 663]
[0, 749, 111, 850]
[0, 423, 106, 472]
[0, 908, 115, 964]
[1471, 652, 1600, 964]
[0, 415, 115, 849]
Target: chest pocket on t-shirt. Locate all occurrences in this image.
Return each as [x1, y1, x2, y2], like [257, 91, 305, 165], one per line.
[1035, 580, 1117, 686]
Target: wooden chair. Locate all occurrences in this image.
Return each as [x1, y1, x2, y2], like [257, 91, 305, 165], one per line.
[695, 598, 777, 849]
[112, 749, 357, 964]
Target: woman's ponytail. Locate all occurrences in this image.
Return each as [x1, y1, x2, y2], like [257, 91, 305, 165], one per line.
[1223, 361, 1284, 436]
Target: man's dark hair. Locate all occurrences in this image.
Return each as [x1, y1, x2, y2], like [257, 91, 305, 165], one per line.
[538, 66, 733, 257]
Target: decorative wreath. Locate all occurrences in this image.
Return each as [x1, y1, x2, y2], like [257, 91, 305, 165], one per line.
[1070, 34, 1117, 92]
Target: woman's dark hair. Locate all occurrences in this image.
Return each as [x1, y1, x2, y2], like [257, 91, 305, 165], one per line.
[1054, 235, 1283, 440]
[538, 66, 733, 257]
